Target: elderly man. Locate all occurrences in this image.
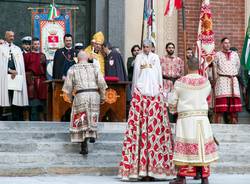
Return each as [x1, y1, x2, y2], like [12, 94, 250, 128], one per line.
[168, 57, 218, 184]
[84, 32, 105, 75]
[62, 50, 107, 155]
[119, 40, 175, 181]
[0, 31, 28, 121]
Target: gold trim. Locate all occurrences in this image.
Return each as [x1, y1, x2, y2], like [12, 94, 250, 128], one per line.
[174, 160, 218, 166]
[140, 64, 152, 69]
[178, 110, 208, 119]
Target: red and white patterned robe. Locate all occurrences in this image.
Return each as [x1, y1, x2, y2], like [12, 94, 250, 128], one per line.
[160, 56, 184, 93]
[119, 52, 175, 180]
[214, 51, 242, 112]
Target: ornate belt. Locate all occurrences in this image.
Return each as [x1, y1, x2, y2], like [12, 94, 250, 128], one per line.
[76, 89, 98, 94]
[178, 110, 208, 119]
[140, 64, 152, 69]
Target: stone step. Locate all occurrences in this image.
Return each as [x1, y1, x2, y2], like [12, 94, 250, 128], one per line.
[0, 130, 249, 143]
[0, 141, 122, 153]
[0, 152, 121, 165]
[1, 122, 250, 133]
[0, 150, 248, 165]
[0, 140, 249, 154]
[0, 122, 126, 133]
[212, 162, 250, 174]
[0, 162, 249, 177]
[0, 131, 124, 142]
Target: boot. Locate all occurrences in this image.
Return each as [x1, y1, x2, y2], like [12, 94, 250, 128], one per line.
[169, 176, 186, 184]
[89, 137, 96, 143]
[201, 177, 209, 184]
[79, 140, 88, 155]
[230, 113, 238, 124]
[194, 166, 202, 180]
[141, 176, 155, 181]
[213, 113, 222, 124]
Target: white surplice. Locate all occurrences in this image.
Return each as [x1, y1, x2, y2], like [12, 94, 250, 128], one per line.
[132, 52, 163, 97]
[0, 43, 28, 106]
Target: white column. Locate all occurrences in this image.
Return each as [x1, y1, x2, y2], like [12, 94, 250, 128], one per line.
[246, 0, 250, 29]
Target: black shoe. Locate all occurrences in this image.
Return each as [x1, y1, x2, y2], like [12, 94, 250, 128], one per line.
[201, 177, 209, 184]
[89, 137, 96, 143]
[79, 141, 88, 155]
[194, 167, 202, 180]
[169, 176, 186, 184]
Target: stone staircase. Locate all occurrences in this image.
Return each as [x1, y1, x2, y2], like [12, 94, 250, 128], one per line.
[0, 121, 249, 176]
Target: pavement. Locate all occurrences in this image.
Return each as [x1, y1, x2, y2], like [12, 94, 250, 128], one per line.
[0, 174, 249, 184]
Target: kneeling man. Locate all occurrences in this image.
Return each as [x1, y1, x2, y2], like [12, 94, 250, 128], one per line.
[168, 57, 219, 184]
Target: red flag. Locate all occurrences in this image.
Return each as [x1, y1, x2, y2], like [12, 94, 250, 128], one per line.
[195, 0, 215, 76]
[164, 0, 182, 16]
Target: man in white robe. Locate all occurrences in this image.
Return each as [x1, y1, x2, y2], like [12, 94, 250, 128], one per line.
[168, 57, 218, 184]
[0, 31, 28, 121]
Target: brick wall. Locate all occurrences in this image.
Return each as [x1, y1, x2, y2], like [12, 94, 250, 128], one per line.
[177, 0, 245, 59]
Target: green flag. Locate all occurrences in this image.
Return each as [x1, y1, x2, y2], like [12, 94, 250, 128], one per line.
[241, 16, 250, 70]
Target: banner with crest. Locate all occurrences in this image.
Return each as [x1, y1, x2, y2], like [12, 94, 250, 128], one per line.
[31, 8, 72, 60]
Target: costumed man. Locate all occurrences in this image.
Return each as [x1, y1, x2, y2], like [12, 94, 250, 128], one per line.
[213, 37, 242, 124]
[118, 39, 175, 181]
[52, 33, 77, 79]
[84, 32, 105, 75]
[21, 36, 32, 54]
[168, 57, 218, 184]
[103, 42, 127, 81]
[0, 31, 28, 121]
[127, 44, 141, 82]
[23, 38, 47, 121]
[186, 47, 194, 60]
[160, 42, 184, 123]
[62, 50, 107, 155]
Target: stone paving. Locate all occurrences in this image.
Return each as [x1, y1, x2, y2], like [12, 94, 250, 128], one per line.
[0, 174, 249, 184]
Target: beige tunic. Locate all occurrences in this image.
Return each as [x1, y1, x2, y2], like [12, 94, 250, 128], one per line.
[62, 62, 107, 142]
[168, 74, 218, 165]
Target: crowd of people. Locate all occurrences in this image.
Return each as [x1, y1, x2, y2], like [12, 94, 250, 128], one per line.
[0, 29, 247, 184]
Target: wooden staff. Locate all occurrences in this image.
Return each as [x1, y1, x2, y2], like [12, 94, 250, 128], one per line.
[182, 0, 188, 74]
[141, 1, 146, 48]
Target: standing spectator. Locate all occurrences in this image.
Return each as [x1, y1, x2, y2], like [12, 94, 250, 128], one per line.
[160, 42, 184, 123]
[53, 34, 77, 79]
[127, 45, 140, 82]
[213, 37, 242, 124]
[24, 38, 47, 121]
[0, 31, 28, 121]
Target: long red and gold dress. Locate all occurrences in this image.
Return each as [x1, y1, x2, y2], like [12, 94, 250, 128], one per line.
[118, 52, 175, 181]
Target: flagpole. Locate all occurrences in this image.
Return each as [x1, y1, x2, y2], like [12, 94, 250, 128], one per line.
[141, 1, 146, 47]
[182, 0, 187, 74]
